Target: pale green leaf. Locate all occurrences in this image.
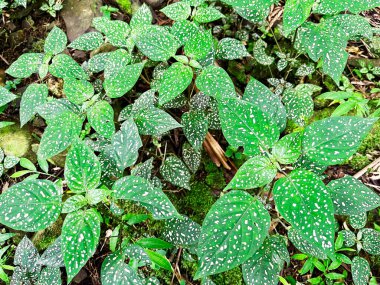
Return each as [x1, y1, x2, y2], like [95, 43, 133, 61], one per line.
[194, 6, 224, 23]
[160, 156, 191, 190]
[44, 26, 67, 55]
[63, 78, 94, 105]
[134, 108, 181, 136]
[130, 3, 153, 30]
[68, 32, 104, 51]
[87, 100, 115, 139]
[217, 38, 249, 60]
[182, 110, 208, 150]
[20, 84, 48, 127]
[161, 2, 191, 21]
[49, 54, 88, 80]
[272, 132, 302, 164]
[184, 30, 213, 60]
[93, 17, 131, 47]
[283, 0, 314, 36]
[6, 53, 43, 78]
[0, 86, 17, 107]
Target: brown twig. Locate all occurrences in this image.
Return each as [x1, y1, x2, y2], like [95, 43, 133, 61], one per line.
[353, 156, 380, 179]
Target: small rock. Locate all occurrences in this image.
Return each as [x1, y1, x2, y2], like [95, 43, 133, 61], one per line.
[61, 0, 103, 42]
[72, 269, 88, 284]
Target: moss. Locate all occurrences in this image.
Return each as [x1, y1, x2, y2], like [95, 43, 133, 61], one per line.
[204, 159, 227, 190]
[0, 124, 32, 157]
[357, 119, 380, 154]
[116, 0, 132, 14]
[32, 217, 63, 251]
[227, 61, 247, 84]
[211, 267, 244, 285]
[348, 154, 370, 171]
[309, 107, 335, 123]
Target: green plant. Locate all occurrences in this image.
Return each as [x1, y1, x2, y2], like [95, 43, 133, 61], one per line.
[40, 0, 63, 17]
[0, 0, 379, 284]
[0, 232, 15, 284]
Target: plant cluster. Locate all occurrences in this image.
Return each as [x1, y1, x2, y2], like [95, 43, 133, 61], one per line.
[0, 0, 380, 284]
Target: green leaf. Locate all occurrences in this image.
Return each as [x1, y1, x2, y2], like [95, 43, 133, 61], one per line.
[134, 108, 181, 136]
[38, 237, 64, 267]
[160, 156, 191, 190]
[158, 62, 193, 105]
[49, 54, 88, 80]
[171, 20, 200, 46]
[163, 216, 201, 247]
[112, 175, 180, 219]
[130, 3, 153, 30]
[184, 30, 213, 60]
[195, 191, 270, 279]
[87, 52, 110, 73]
[3, 155, 19, 169]
[144, 249, 173, 271]
[182, 0, 205, 6]
[217, 38, 249, 60]
[20, 157, 37, 171]
[314, 0, 380, 14]
[182, 110, 208, 150]
[242, 236, 289, 285]
[104, 62, 144, 98]
[253, 39, 274, 65]
[302, 116, 377, 166]
[161, 2, 191, 21]
[327, 176, 380, 216]
[131, 158, 153, 180]
[104, 49, 133, 78]
[20, 84, 48, 127]
[283, 0, 314, 36]
[62, 208, 101, 283]
[38, 111, 83, 159]
[136, 237, 172, 249]
[272, 132, 302, 164]
[111, 119, 142, 171]
[218, 97, 280, 155]
[62, 195, 88, 214]
[0, 180, 62, 231]
[14, 236, 39, 273]
[64, 141, 101, 192]
[196, 65, 236, 100]
[87, 100, 115, 139]
[37, 266, 61, 285]
[243, 77, 286, 131]
[68, 32, 104, 51]
[234, 0, 278, 23]
[273, 169, 335, 257]
[352, 256, 371, 285]
[101, 251, 142, 285]
[87, 188, 108, 205]
[194, 6, 224, 23]
[288, 228, 327, 260]
[93, 17, 131, 47]
[225, 155, 277, 190]
[340, 230, 356, 247]
[36, 98, 81, 121]
[182, 143, 201, 173]
[63, 78, 94, 105]
[349, 212, 367, 229]
[44, 26, 67, 55]
[135, 26, 180, 61]
[361, 228, 380, 255]
[0, 86, 17, 108]
[6, 53, 43, 78]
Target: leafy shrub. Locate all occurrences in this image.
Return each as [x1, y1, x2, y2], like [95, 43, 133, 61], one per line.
[0, 0, 379, 284]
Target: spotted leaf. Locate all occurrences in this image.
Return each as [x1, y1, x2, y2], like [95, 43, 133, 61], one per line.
[38, 237, 64, 267]
[130, 3, 153, 30]
[112, 175, 180, 219]
[182, 143, 201, 173]
[234, 0, 278, 23]
[327, 176, 380, 216]
[225, 155, 277, 190]
[340, 230, 356, 248]
[49, 54, 88, 80]
[3, 155, 19, 169]
[61, 208, 101, 283]
[163, 216, 201, 247]
[302, 116, 377, 166]
[37, 266, 62, 285]
[0, 180, 62, 232]
[218, 97, 280, 155]
[44, 26, 67, 55]
[68, 32, 104, 51]
[361, 228, 380, 255]
[158, 62, 193, 105]
[314, 0, 380, 14]
[87, 100, 115, 139]
[283, 0, 314, 36]
[184, 30, 213, 60]
[182, 110, 208, 151]
[0, 86, 17, 108]
[93, 17, 131, 47]
[134, 108, 181, 136]
[242, 235, 289, 285]
[195, 190, 270, 279]
[160, 156, 191, 190]
[352, 256, 371, 285]
[194, 6, 225, 23]
[272, 132, 302, 164]
[6, 53, 43, 78]
[20, 83, 48, 127]
[62, 195, 88, 214]
[253, 39, 274, 65]
[14, 236, 40, 275]
[101, 251, 142, 285]
[63, 78, 94, 105]
[161, 2, 191, 21]
[217, 38, 249, 60]
[171, 20, 200, 46]
[273, 169, 335, 258]
[349, 212, 367, 229]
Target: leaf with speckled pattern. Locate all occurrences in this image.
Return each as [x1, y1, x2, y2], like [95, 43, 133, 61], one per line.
[287, 227, 327, 260]
[104, 62, 144, 98]
[327, 176, 380, 216]
[101, 251, 142, 285]
[112, 175, 180, 219]
[87, 100, 115, 139]
[14, 236, 40, 276]
[272, 132, 302, 164]
[130, 3, 153, 30]
[38, 237, 64, 267]
[218, 97, 279, 155]
[3, 156, 19, 169]
[6, 53, 43, 78]
[37, 266, 62, 285]
[20, 84, 48, 127]
[194, 6, 225, 23]
[62, 195, 87, 213]
[65, 141, 101, 193]
[93, 17, 131, 48]
[163, 216, 201, 247]
[273, 169, 335, 258]
[302, 116, 378, 166]
[217, 38, 249, 60]
[253, 39, 274, 65]
[44, 26, 67, 55]
[158, 62, 193, 105]
[195, 190, 270, 279]
[283, 0, 314, 36]
[49, 54, 88, 80]
[225, 155, 277, 190]
[182, 143, 201, 173]
[62, 208, 101, 283]
[184, 30, 213, 60]
[68, 32, 104, 51]
[63, 78, 94, 105]
[134, 108, 181, 136]
[182, 110, 208, 151]
[314, 0, 380, 14]
[38, 111, 83, 159]
[171, 20, 199, 46]
[161, 2, 191, 21]
[352, 256, 371, 285]
[196, 66, 236, 100]
[0, 180, 62, 232]
[0, 86, 17, 107]
[242, 235, 289, 285]
[361, 228, 380, 255]
[160, 156, 191, 190]
[349, 212, 367, 229]
[235, 0, 278, 23]
[136, 26, 180, 61]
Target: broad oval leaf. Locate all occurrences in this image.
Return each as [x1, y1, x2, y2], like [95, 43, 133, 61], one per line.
[283, 0, 314, 36]
[184, 30, 213, 61]
[93, 17, 131, 47]
[352, 256, 371, 285]
[61, 208, 101, 283]
[272, 132, 302, 164]
[49, 54, 88, 80]
[225, 155, 277, 190]
[38, 237, 64, 267]
[0, 86, 17, 108]
[361, 228, 380, 255]
[194, 6, 225, 23]
[37, 266, 62, 285]
[6, 53, 43, 78]
[273, 169, 335, 257]
[44, 26, 67, 55]
[130, 3, 153, 30]
[87, 100, 115, 139]
[68, 32, 104, 51]
[161, 2, 191, 21]
[112, 175, 180, 219]
[288, 228, 327, 260]
[195, 191, 270, 279]
[63, 78, 94, 105]
[163, 216, 201, 247]
[217, 38, 249, 60]
[182, 110, 208, 150]
[0, 180, 62, 231]
[61, 195, 88, 213]
[302, 117, 378, 166]
[134, 108, 181, 136]
[218, 97, 280, 155]
[160, 156, 191, 190]
[20, 83, 48, 127]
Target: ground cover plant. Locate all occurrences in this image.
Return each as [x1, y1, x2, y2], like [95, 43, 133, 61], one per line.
[1, 0, 380, 284]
